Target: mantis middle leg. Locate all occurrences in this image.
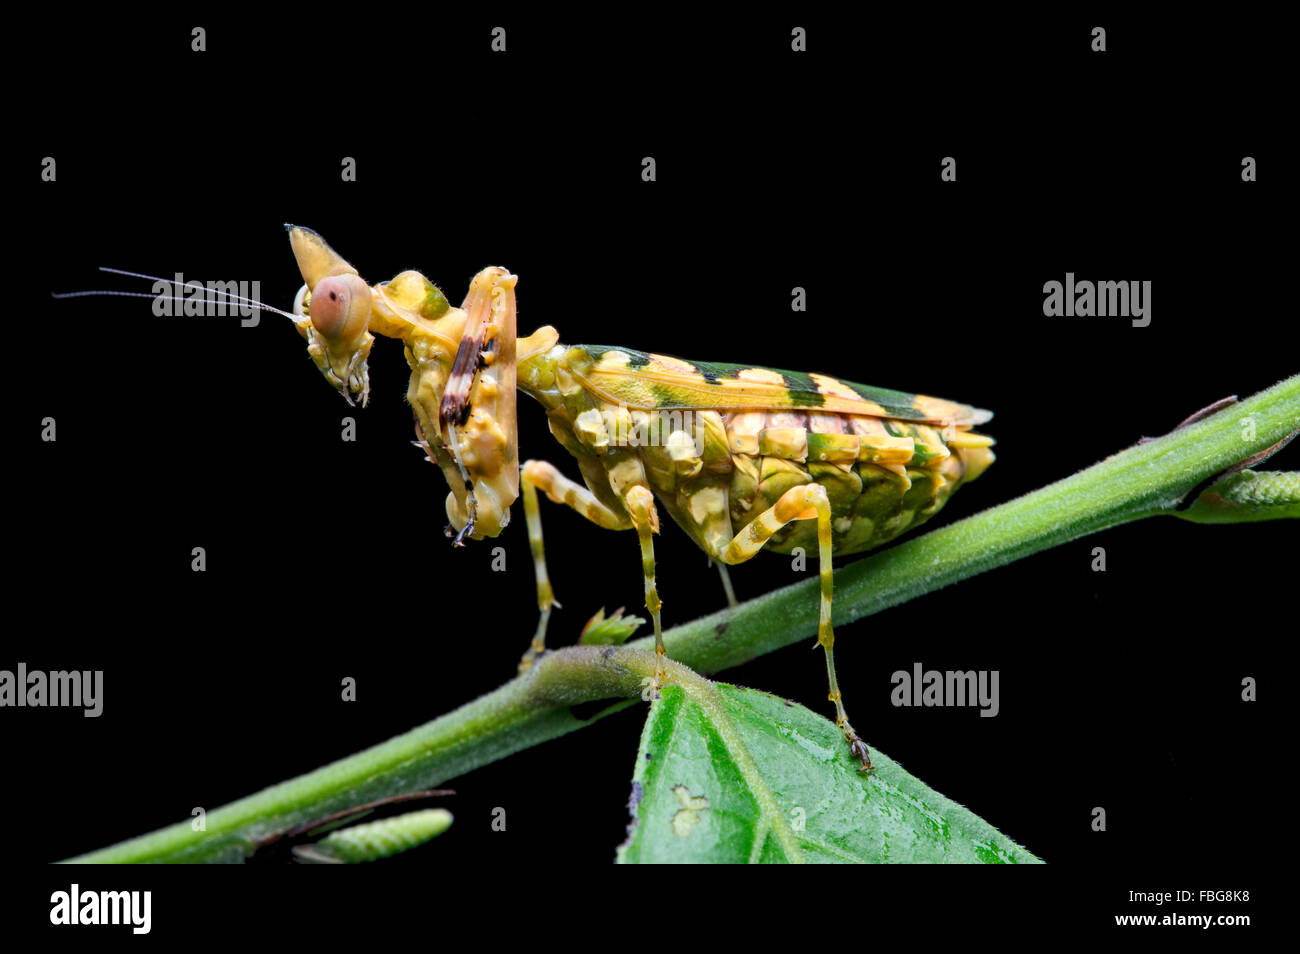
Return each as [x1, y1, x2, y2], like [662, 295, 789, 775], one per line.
[517, 460, 630, 672]
[517, 461, 669, 696]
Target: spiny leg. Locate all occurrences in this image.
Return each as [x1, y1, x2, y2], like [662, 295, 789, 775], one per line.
[623, 485, 666, 690]
[439, 267, 519, 546]
[717, 482, 871, 771]
[517, 460, 630, 672]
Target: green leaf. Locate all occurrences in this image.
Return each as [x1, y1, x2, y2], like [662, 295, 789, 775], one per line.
[617, 683, 1041, 864]
[1175, 469, 1300, 523]
[578, 607, 644, 646]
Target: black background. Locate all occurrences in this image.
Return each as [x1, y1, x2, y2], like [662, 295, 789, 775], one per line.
[9, 8, 1288, 936]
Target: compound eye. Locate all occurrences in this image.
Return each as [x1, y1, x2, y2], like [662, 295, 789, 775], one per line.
[309, 274, 372, 343]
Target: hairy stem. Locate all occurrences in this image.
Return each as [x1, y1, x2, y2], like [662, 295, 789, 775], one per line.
[67, 374, 1299, 862]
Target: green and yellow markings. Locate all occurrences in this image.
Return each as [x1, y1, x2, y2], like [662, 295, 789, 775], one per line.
[572, 345, 988, 426]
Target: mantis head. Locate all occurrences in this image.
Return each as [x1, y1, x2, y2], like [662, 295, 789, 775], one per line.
[288, 224, 375, 405]
[287, 224, 551, 546]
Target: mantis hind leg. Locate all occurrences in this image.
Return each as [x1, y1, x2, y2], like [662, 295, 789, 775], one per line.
[713, 560, 738, 608]
[518, 460, 630, 672]
[714, 482, 871, 771]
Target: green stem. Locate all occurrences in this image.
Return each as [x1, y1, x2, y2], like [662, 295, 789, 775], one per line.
[67, 374, 1300, 863]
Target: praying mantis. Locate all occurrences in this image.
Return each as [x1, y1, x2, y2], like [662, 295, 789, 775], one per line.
[71, 226, 998, 770]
